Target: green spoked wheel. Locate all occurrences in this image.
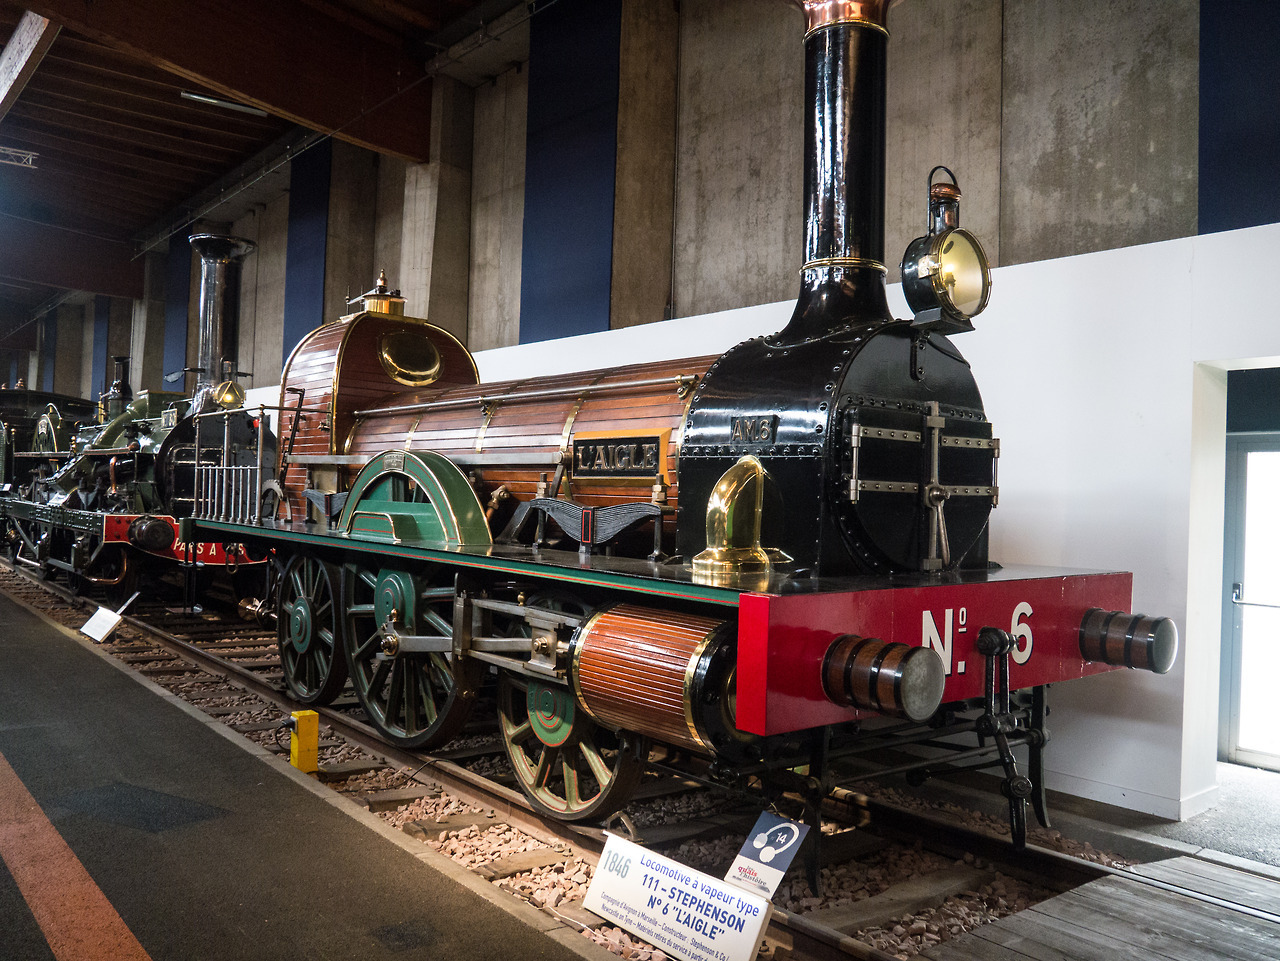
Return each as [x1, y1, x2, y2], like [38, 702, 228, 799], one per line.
[342, 562, 480, 749]
[498, 672, 647, 821]
[277, 555, 348, 705]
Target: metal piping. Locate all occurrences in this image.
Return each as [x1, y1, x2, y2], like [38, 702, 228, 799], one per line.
[188, 233, 255, 410]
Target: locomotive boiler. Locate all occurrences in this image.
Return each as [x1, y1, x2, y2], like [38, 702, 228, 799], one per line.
[1, 235, 272, 602]
[181, 0, 1177, 843]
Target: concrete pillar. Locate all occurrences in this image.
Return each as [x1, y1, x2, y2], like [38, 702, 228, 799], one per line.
[130, 251, 168, 392]
[235, 196, 289, 391]
[400, 76, 474, 339]
[104, 297, 132, 394]
[375, 154, 407, 292]
[610, 0, 679, 329]
[324, 141, 379, 324]
[469, 64, 527, 352]
[999, 0, 1198, 263]
[53, 304, 83, 397]
[885, 0, 1002, 280]
[80, 308, 96, 400]
[672, 0, 803, 318]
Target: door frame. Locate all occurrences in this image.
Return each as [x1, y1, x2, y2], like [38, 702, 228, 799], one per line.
[1220, 431, 1280, 769]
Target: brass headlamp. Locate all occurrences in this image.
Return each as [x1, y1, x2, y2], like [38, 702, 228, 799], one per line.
[900, 166, 991, 334]
[212, 360, 247, 410]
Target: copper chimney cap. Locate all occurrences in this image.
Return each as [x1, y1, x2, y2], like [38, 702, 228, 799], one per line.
[784, 0, 901, 34]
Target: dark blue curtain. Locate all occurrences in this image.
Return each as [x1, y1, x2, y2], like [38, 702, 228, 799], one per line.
[1199, 2, 1280, 233]
[92, 296, 110, 399]
[282, 140, 332, 365]
[163, 235, 192, 386]
[518, 0, 622, 344]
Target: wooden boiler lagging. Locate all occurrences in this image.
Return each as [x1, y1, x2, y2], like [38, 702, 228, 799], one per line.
[342, 355, 715, 535]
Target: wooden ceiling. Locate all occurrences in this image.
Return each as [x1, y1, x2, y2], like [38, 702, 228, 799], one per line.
[0, 0, 514, 315]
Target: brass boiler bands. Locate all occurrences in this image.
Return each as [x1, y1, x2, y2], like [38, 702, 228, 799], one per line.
[344, 356, 716, 528]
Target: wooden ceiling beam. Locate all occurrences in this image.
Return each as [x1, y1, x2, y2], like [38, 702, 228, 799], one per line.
[31, 69, 284, 137]
[0, 10, 59, 121]
[12, 91, 268, 154]
[0, 214, 143, 299]
[1, 116, 224, 179]
[25, 0, 433, 162]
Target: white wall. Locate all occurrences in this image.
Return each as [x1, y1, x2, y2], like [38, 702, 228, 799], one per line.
[472, 222, 1280, 820]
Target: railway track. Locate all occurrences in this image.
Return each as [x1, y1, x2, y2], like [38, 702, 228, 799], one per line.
[6, 563, 1269, 961]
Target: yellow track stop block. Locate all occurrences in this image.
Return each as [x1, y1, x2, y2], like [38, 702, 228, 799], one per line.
[290, 710, 319, 774]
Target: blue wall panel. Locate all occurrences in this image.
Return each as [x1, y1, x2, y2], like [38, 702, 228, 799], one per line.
[92, 296, 109, 400]
[164, 235, 192, 384]
[519, 0, 622, 345]
[282, 140, 332, 365]
[1199, 1, 1280, 234]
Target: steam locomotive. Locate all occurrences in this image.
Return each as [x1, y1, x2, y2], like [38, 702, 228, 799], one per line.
[0, 236, 272, 603]
[11, 0, 1176, 844]
[0, 385, 98, 489]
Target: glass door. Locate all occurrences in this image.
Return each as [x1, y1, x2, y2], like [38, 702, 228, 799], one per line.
[1222, 435, 1280, 770]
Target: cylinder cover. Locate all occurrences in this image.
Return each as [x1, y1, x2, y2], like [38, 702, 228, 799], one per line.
[571, 604, 735, 753]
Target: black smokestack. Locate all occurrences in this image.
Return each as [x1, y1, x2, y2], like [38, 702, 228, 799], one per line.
[773, 0, 893, 344]
[188, 233, 255, 403]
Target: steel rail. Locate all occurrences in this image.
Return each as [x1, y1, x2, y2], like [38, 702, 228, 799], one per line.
[8, 561, 1267, 957]
[0, 563, 924, 960]
[829, 786, 1280, 926]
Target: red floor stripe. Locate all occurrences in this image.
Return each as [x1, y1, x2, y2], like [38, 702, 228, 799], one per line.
[0, 751, 152, 961]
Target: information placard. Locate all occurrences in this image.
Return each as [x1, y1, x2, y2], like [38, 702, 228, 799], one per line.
[724, 812, 809, 897]
[80, 591, 139, 644]
[584, 834, 772, 961]
[81, 608, 123, 643]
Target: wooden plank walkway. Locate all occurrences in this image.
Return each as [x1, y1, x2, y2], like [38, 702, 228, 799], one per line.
[921, 857, 1280, 960]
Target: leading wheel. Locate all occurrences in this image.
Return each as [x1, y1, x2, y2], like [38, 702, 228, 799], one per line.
[68, 545, 138, 607]
[498, 672, 647, 821]
[342, 561, 480, 749]
[278, 554, 348, 705]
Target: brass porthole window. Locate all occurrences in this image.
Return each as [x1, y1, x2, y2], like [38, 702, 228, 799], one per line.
[378, 331, 442, 387]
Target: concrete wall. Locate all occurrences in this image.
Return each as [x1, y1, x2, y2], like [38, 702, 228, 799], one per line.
[610, 0, 679, 329]
[234, 195, 289, 390]
[163, 0, 1200, 357]
[886, 0, 1003, 279]
[999, 0, 1199, 262]
[324, 141, 379, 325]
[469, 64, 529, 352]
[54, 304, 83, 397]
[672, 0, 803, 318]
[130, 252, 168, 393]
[666, 0, 1199, 319]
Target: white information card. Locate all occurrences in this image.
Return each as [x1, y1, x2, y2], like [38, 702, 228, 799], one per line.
[584, 834, 773, 961]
